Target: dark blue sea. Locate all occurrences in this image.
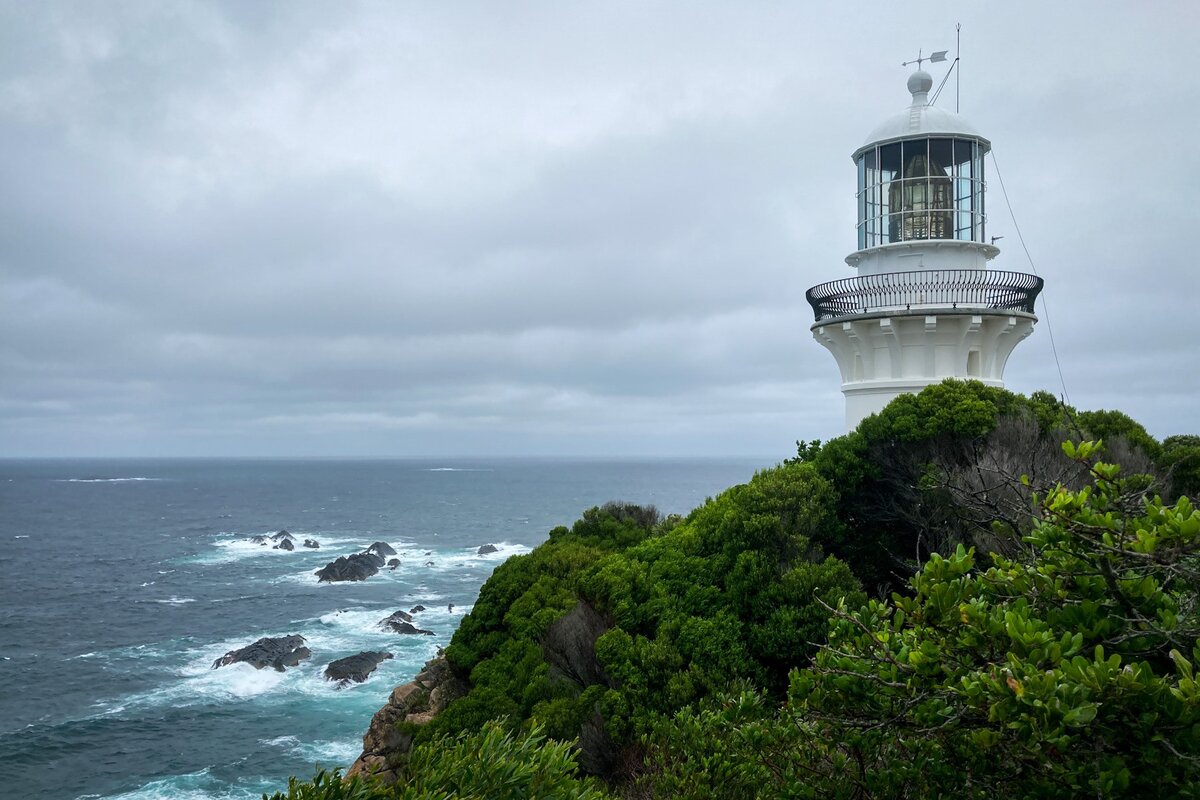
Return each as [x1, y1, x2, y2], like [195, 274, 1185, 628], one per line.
[0, 457, 764, 799]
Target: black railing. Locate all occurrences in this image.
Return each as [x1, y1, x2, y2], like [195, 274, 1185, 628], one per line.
[806, 269, 1043, 323]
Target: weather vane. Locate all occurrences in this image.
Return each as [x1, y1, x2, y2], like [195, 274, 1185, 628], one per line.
[901, 48, 948, 69]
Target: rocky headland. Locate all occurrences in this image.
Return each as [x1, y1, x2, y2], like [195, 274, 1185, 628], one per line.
[345, 656, 466, 784]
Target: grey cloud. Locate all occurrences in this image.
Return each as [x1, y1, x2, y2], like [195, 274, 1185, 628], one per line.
[2, 2, 1197, 456]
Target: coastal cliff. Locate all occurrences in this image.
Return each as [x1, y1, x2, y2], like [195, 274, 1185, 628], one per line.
[346, 655, 467, 783]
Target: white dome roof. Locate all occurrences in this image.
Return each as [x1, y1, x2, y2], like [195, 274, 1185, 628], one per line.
[853, 69, 989, 158]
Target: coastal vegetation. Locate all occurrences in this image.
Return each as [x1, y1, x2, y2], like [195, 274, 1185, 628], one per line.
[268, 381, 1200, 799]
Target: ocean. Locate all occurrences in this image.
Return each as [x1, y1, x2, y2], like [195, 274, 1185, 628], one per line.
[0, 457, 766, 800]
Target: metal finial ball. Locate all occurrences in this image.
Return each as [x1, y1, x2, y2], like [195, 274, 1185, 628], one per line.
[907, 70, 933, 96]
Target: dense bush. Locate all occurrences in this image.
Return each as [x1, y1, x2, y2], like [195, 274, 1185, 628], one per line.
[264, 723, 607, 800]
[639, 443, 1200, 798]
[420, 461, 864, 780]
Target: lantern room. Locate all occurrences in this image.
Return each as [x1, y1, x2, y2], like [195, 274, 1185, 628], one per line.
[846, 70, 995, 276]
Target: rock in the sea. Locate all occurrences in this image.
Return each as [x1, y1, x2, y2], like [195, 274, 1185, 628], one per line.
[476, 544, 498, 555]
[211, 635, 310, 671]
[303, 539, 320, 549]
[325, 651, 393, 685]
[365, 541, 397, 558]
[315, 552, 385, 583]
[378, 610, 412, 629]
[409, 605, 426, 614]
[387, 558, 400, 570]
[423, 561, 435, 567]
[274, 538, 294, 551]
[387, 620, 435, 636]
[271, 529, 295, 542]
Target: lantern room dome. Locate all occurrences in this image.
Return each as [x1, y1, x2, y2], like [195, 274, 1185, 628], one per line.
[854, 69, 989, 158]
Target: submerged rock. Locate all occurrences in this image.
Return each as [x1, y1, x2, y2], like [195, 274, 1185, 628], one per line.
[365, 541, 397, 558]
[476, 544, 498, 555]
[302, 539, 320, 549]
[211, 635, 310, 671]
[274, 538, 294, 551]
[325, 651, 393, 685]
[315, 552, 384, 583]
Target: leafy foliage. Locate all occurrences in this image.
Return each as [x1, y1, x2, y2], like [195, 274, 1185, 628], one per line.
[424, 463, 863, 777]
[638, 444, 1200, 798]
[265, 724, 609, 800]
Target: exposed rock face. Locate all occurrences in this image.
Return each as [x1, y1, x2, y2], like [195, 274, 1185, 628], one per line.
[379, 609, 412, 627]
[379, 609, 436, 633]
[315, 552, 384, 583]
[250, 535, 268, 545]
[325, 651, 393, 685]
[387, 558, 400, 570]
[476, 543, 499, 555]
[274, 538, 294, 551]
[409, 605, 426, 613]
[271, 530, 294, 542]
[211, 635, 310, 671]
[346, 656, 467, 784]
[303, 539, 320, 549]
[365, 541, 397, 558]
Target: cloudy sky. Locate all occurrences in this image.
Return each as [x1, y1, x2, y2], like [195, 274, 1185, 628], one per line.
[2, 1, 1197, 458]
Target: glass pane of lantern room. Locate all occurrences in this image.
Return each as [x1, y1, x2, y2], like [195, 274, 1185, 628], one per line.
[879, 142, 901, 177]
[880, 143, 900, 242]
[954, 139, 973, 180]
[857, 156, 866, 248]
[901, 140, 927, 177]
[929, 139, 953, 178]
[975, 149, 985, 241]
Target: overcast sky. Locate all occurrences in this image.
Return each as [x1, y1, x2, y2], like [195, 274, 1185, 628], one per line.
[2, 1, 1197, 458]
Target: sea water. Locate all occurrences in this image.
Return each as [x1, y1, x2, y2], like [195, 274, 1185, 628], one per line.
[0, 457, 764, 799]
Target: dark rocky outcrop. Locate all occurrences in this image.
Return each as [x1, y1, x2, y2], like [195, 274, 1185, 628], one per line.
[365, 541, 397, 558]
[379, 609, 412, 627]
[211, 635, 310, 671]
[476, 543, 499, 555]
[274, 538, 294, 551]
[315, 552, 384, 583]
[380, 610, 435, 636]
[303, 539, 320, 549]
[346, 656, 468, 784]
[387, 558, 400, 570]
[250, 535, 268, 545]
[409, 605, 426, 613]
[325, 651, 393, 685]
[271, 530, 294, 542]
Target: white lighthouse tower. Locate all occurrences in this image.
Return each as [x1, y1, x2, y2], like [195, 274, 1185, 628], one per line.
[807, 65, 1043, 431]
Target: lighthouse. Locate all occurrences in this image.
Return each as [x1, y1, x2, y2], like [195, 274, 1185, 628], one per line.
[807, 66, 1043, 431]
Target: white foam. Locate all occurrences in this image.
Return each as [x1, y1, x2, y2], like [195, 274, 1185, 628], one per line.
[153, 596, 195, 605]
[13, 534, 29, 539]
[423, 467, 495, 472]
[56, 477, 162, 483]
[95, 767, 273, 800]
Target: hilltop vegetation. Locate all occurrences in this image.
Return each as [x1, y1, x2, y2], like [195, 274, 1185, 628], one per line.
[268, 381, 1200, 799]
